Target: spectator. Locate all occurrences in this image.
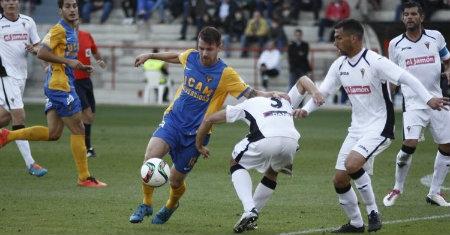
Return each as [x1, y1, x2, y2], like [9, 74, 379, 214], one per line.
[257, 41, 281, 90]
[222, 9, 247, 57]
[317, 0, 350, 42]
[240, 10, 269, 57]
[179, 0, 206, 40]
[136, 0, 154, 24]
[213, 0, 238, 28]
[290, 0, 323, 25]
[356, 0, 381, 21]
[152, 0, 167, 23]
[287, 29, 311, 90]
[268, 19, 288, 51]
[81, 0, 113, 24]
[121, 0, 136, 24]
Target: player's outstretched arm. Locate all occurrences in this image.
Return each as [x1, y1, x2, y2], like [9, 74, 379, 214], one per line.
[243, 87, 291, 102]
[37, 46, 93, 72]
[195, 110, 227, 159]
[297, 76, 325, 106]
[25, 42, 40, 55]
[134, 52, 180, 67]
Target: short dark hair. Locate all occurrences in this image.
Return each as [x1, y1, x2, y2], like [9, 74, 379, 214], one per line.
[401, 1, 424, 15]
[58, 0, 77, 9]
[334, 19, 364, 40]
[198, 27, 221, 46]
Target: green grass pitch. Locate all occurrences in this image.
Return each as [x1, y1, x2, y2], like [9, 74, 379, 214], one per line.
[0, 104, 449, 234]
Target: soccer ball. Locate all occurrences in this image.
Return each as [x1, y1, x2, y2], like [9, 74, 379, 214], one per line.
[140, 158, 170, 187]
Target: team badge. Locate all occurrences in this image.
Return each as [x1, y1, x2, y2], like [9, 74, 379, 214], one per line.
[22, 22, 26, 28]
[360, 68, 365, 77]
[206, 75, 213, 83]
[424, 42, 430, 49]
[407, 126, 411, 132]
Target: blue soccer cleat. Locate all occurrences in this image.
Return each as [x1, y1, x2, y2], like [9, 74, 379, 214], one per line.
[151, 204, 179, 224]
[129, 204, 153, 223]
[28, 163, 48, 177]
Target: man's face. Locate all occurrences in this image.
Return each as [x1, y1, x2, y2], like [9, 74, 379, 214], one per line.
[198, 38, 220, 66]
[295, 31, 303, 42]
[402, 7, 423, 31]
[0, 0, 20, 16]
[333, 27, 353, 56]
[60, 0, 78, 24]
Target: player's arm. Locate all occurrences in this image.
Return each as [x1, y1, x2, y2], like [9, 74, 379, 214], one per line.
[134, 52, 180, 67]
[242, 87, 291, 101]
[37, 46, 93, 72]
[92, 51, 106, 69]
[297, 75, 324, 105]
[195, 110, 227, 159]
[443, 58, 450, 83]
[25, 42, 40, 55]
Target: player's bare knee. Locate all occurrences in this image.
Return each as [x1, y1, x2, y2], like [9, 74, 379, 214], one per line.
[264, 167, 278, 181]
[403, 139, 418, 148]
[344, 161, 360, 174]
[438, 144, 450, 156]
[169, 177, 183, 188]
[333, 172, 350, 188]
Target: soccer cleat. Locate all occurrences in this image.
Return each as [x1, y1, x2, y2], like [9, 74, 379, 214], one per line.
[368, 210, 382, 232]
[86, 147, 96, 158]
[0, 128, 10, 148]
[383, 189, 401, 207]
[233, 208, 259, 233]
[331, 222, 364, 233]
[129, 204, 153, 223]
[77, 177, 107, 188]
[28, 163, 48, 177]
[151, 203, 179, 224]
[426, 194, 450, 206]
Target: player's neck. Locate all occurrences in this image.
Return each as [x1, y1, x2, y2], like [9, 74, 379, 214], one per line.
[405, 26, 423, 41]
[347, 46, 363, 58]
[4, 12, 19, 22]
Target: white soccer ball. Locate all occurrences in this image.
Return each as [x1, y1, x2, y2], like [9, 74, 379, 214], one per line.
[140, 158, 170, 187]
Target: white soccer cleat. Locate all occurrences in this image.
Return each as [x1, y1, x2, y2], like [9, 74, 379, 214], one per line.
[383, 189, 401, 207]
[426, 194, 450, 207]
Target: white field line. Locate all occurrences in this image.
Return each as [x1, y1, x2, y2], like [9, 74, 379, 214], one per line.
[279, 213, 450, 235]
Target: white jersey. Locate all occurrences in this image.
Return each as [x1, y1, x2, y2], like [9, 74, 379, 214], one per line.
[320, 49, 404, 138]
[0, 14, 40, 79]
[226, 97, 300, 142]
[389, 30, 450, 111]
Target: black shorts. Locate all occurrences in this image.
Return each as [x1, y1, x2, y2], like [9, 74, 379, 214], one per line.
[74, 78, 96, 113]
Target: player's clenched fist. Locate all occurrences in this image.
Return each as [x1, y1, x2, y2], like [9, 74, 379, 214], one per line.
[134, 53, 152, 67]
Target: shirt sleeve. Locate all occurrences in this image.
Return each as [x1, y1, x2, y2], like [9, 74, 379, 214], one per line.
[178, 49, 195, 65]
[41, 25, 65, 50]
[221, 67, 250, 99]
[373, 55, 402, 85]
[387, 40, 397, 64]
[225, 103, 247, 123]
[28, 18, 40, 44]
[436, 32, 450, 60]
[89, 33, 98, 54]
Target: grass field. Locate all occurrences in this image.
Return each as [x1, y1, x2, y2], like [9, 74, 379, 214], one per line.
[0, 104, 449, 235]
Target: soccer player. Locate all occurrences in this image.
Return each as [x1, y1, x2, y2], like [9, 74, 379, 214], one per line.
[129, 26, 290, 225]
[74, 24, 106, 158]
[295, 19, 448, 233]
[0, 0, 47, 176]
[195, 76, 323, 233]
[383, 1, 450, 207]
[0, 0, 107, 188]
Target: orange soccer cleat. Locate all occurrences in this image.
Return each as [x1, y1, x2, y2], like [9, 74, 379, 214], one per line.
[77, 177, 107, 188]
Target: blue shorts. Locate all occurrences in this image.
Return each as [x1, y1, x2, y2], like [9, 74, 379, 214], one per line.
[153, 117, 210, 174]
[44, 87, 82, 117]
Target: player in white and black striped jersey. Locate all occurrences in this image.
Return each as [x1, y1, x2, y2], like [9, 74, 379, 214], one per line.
[296, 19, 449, 233]
[383, 1, 450, 207]
[195, 76, 323, 233]
[0, 0, 47, 176]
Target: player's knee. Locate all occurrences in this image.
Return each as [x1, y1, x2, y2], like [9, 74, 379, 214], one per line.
[403, 139, 418, 148]
[344, 161, 360, 174]
[438, 145, 450, 156]
[169, 178, 184, 188]
[229, 163, 245, 174]
[260, 175, 277, 190]
[0, 113, 11, 127]
[48, 131, 61, 141]
[264, 167, 278, 181]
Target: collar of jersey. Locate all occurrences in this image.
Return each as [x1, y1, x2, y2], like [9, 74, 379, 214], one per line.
[347, 48, 367, 67]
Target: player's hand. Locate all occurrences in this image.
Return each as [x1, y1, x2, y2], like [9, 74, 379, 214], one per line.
[24, 43, 37, 54]
[67, 60, 93, 73]
[271, 91, 291, 103]
[312, 92, 325, 106]
[197, 145, 210, 159]
[293, 109, 308, 118]
[97, 59, 106, 69]
[426, 97, 450, 111]
[134, 53, 151, 67]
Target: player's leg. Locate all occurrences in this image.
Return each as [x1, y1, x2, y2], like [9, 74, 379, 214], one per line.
[384, 110, 424, 206]
[76, 79, 96, 157]
[427, 110, 450, 206]
[332, 135, 364, 233]
[253, 167, 278, 212]
[81, 107, 95, 157]
[10, 108, 47, 177]
[0, 107, 11, 127]
[130, 136, 170, 223]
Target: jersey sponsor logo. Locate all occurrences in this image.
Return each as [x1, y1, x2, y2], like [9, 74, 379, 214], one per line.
[401, 46, 412, 51]
[182, 76, 215, 102]
[263, 110, 290, 117]
[405, 55, 435, 67]
[4, 33, 28, 41]
[357, 145, 369, 153]
[344, 85, 371, 95]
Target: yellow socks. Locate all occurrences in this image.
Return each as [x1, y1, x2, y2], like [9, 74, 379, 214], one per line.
[166, 181, 186, 209]
[142, 183, 155, 206]
[70, 134, 90, 181]
[6, 126, 49, 142]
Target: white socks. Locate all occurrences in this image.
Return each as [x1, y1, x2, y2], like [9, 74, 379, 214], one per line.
[353, 171, 378, 214]
[15, 140, 35, 168]
[394, 149, 413, 192]
[253, 177, 276, 212]
[429, 150, 450, 196]
[231, 169, 255, 212]
[337, 186, 364, 228]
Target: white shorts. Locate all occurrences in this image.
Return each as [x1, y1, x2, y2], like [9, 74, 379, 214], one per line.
[403, 109, 450, 144]
[232, 137, 299, 174]
[336, 132, 392, 175]
[0, 76, 25, 110]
